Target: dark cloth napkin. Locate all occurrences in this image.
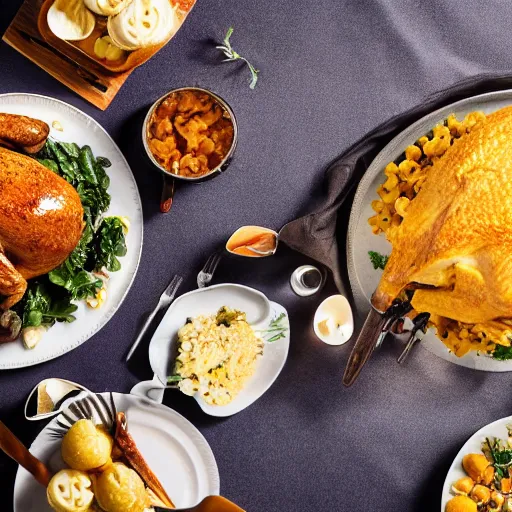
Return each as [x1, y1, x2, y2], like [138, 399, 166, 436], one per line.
[279, 72, 512, 294]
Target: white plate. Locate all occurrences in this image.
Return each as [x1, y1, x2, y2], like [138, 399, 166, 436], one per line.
[0, 93, 143, 369]
[13, 392, 220, 511]
[440, 416, 512, 511]
[135, 284, 290, 417]
[347, 90, 512, 372]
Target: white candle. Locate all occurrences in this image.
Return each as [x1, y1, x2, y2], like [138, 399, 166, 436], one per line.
[313, 295, 354, 345]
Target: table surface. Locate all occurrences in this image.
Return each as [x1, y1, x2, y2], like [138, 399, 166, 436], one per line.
[1, 1, 512, 510]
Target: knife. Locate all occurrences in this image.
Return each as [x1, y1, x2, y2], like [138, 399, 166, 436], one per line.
[342, 309, 387, 387]
[17, 30, 109, 93]
[0, 420, 52, 487]
[342, 301, 414, 386]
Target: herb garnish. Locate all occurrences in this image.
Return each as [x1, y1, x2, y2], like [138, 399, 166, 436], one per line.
[259, 313, 288, 343]
[485, 437, 512, 481]
[492, 344, 512, 360]
[368, 251, 389, 270]
[216, 27, 259, 89]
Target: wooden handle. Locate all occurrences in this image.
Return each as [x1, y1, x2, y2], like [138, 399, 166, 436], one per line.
[160, 175, 176, 213]
[342, 309, 386, 387]
[199, 496, 246, 512]
[0, 421, 52, 487]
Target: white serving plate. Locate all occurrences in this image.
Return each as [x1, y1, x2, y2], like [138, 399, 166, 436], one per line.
[347, 90, 512, 371]
[132, 284, 290, 417]
[0, 93, 143, 368]
[13, 392, 220, 511]
[440, 416, 512, 511]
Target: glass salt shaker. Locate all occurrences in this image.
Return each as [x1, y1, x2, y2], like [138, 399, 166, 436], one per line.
[290, 265, 325, 297]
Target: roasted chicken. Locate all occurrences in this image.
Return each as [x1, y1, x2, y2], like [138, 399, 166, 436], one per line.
[372, 106, 512, 330]
[0, 115, 84, 309]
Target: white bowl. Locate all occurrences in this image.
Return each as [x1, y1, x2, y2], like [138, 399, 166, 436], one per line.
[132, 284, 290, 417]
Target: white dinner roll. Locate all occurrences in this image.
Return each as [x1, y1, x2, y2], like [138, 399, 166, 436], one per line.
[107, 0, 179, 50]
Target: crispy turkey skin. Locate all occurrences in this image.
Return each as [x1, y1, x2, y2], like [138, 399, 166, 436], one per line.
[372, 106, 512, 325]
[0, 147, 84, 309]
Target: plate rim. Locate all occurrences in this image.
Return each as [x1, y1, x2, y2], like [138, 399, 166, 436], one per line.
[0, 93, 143, 369]
[13, 391, 220, 511]
[148, 283, 291, 417]
[440, 414, 512, 511]
[346, 88, 512, 371]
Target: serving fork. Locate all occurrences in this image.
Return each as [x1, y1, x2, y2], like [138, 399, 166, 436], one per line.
[342, 301, 430, 387]
[126, 274, 183, 361]
[197, 251, 223, 288]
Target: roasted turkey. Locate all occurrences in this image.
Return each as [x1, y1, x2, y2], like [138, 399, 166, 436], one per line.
[372, 106, 512, 329]
[0, 115, 84, 309]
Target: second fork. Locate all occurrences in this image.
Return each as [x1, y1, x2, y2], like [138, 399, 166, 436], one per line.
[126, 274, 183, 361]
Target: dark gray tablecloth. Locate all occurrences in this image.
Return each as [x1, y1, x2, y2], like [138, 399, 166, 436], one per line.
[1, 1, 512, 510]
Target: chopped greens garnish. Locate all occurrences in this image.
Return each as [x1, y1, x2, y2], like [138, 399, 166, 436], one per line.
[12, 139, 127, 329]
[167, 375, 184, 383]
[216, 27, 259, 89]
[259, 312, 288, 343]
[492, 344, 512, 360]
[368, 251, 389, 270]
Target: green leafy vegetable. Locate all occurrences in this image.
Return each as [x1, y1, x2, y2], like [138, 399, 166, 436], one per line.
[368, 251, 389, 270]
[96, 156, 112, 168]
[37, 158, 59, 173]
[216, 27, 259, 89]
[44, 139, 111, 225]
[17, 282, 78, 328]
[93, 217, 127, 272]
[59, 142, 80, 159]
[167, 375, 184, 383]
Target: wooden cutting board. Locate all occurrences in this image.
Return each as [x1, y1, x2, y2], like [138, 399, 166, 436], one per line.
[2, 0, 133, 110]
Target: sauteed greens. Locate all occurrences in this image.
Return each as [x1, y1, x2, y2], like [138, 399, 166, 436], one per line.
[12, 140, 127, 340]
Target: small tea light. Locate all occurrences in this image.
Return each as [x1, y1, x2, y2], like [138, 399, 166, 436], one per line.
[313, 295, 354, 345]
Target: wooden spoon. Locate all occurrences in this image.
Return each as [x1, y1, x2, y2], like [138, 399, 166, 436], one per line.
[0, 420, 52, 487]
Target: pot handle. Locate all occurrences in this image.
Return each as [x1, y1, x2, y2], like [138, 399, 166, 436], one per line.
[131, 374, 165, 403]
[160, 174, 176, 213]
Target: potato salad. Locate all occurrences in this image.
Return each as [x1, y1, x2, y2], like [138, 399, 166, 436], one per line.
[173, 307, 264, 406]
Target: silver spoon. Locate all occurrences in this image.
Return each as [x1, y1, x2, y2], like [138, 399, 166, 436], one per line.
[24, 378, 91, 421]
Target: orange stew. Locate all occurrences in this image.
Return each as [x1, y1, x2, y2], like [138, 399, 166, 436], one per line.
[147, 90, 234, 178]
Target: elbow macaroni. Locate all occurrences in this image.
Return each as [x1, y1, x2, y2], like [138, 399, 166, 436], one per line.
[368, 111, 487, 237]
[367, 111, 508, 358]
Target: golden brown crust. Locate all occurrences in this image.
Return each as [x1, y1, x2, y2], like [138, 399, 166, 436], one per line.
[0, 114, 49, 153]
[372, 106, 512, 324]
[0, 148, 84, 308]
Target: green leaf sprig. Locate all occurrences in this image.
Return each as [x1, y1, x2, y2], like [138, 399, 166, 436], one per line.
[216, 27, 259, 89]
[259, 313, 288, 343]
[368, 251, 389, 270]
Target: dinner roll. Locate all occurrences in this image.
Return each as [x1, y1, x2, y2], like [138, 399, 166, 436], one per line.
[61, 419, 113, 471]
[47, 469, 94, 512]
[94, 462, 148, 512]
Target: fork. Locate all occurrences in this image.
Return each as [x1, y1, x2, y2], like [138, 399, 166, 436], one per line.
[48, 392, 117, 439]
[197, 251, 223, 288]
[126, 275, 183, 361]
